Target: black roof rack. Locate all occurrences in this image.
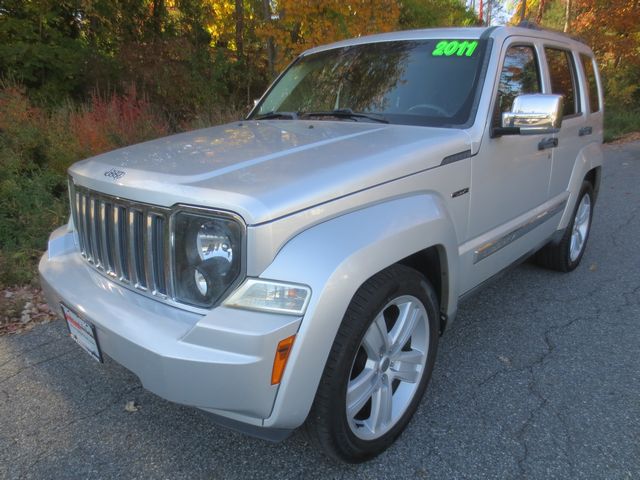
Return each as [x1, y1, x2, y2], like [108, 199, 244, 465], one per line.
[517, 20, 542, 30]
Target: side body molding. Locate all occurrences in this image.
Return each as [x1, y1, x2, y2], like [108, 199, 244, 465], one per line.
[259, 194, 459, 429]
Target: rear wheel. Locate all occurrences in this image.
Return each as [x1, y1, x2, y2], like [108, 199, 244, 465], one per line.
[305, 265, 439, 463]
[535, 181, 594, 272]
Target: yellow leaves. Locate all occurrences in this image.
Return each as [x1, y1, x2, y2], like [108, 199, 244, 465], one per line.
[257, 0, 401, 69]
[205, 0, 236, 46]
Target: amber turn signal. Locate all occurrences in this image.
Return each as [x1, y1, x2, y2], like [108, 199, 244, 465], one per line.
[271, 335, 296, 385]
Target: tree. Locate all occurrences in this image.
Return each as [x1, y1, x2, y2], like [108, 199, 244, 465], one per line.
[400, 0, 477, 28]
[235, 0, 244, 58]
[520, 0, 527, 22]
[563, 0, 571, 32]
[256, 0, 401, 70]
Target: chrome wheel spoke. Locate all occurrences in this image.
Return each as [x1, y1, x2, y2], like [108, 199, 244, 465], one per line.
[577, 201, 590, 224]
[362, 313, 390, 357]
[370, 376, 393, 433]
[393, 349, 424, 364]
[389, 302, 420, 355]
[391, 350, 423, 383]
[346, 367, 377, 418]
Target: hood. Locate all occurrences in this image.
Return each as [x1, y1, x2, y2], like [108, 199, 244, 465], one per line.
[70, 120, 470, 224]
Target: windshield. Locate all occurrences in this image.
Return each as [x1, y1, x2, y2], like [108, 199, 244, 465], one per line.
[251, 39, 488, 127]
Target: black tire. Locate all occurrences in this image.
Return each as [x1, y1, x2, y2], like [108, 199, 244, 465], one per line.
[535, 181, 595, 272]
[305, 264, 439, 463]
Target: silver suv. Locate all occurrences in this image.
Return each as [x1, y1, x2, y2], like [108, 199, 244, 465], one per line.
[40, 25, 603, 462]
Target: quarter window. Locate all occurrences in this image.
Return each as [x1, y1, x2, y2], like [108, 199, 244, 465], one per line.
[545, 48, 580, 116]
[580, 54, 600, 112]
[494, 45, 541, 123]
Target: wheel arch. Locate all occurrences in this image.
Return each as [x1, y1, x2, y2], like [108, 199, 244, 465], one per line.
[259, 193, 460, 429]
[397, 245, 450, 334]
[558, 142, 603, 230]
[584, 165, 602, 202]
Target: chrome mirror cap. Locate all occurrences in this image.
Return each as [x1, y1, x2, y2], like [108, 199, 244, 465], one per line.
[502, 94, 564, 135]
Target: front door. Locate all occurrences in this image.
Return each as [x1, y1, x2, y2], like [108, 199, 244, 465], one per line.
[461, 40, 553, 293]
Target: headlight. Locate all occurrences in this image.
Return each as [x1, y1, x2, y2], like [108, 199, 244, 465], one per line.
[224, 279, 311, 316]
[172, 210, 243, 308]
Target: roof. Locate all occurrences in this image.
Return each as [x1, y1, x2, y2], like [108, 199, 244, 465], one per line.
[301, 25, 591, 57]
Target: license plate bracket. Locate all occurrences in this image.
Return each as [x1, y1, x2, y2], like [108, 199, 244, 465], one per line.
[61, 304, 103, 363]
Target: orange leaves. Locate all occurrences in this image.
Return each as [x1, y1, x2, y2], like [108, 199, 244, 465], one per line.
[70, 85, 169, 157]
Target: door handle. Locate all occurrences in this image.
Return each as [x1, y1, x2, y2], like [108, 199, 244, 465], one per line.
[538, 137, 558, 150]
[579, 126, 593, 136]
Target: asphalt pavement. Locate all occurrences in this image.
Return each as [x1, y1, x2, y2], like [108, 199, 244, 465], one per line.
[1, 142, 639, 479]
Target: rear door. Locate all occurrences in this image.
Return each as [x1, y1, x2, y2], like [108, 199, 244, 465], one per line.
[542, 44, 587, 197]
[578, 53, 604, 142]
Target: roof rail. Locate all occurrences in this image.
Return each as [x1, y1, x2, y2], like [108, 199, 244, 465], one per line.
[517, 20, 542, 30]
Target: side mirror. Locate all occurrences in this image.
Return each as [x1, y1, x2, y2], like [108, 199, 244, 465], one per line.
[496, 94, 564, 136]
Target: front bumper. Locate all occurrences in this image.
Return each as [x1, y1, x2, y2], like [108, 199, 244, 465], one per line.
[39, 226, 300, 439]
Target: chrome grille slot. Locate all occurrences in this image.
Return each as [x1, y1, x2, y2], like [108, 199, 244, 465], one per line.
[131, 210, 146, 289]
[100, 202, 114, 275]
[113, 205, 129, 281]
[89, 197, 102, 267]
[70, 186, 170, 300]
[151, 215, 167, 295]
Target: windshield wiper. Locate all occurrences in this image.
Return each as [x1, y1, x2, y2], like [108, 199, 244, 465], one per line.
[300, 109, 389, 124]
[253, 111, 299, 120]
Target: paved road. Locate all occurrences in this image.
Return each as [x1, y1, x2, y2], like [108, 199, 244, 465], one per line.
[1, 143, 639, 480]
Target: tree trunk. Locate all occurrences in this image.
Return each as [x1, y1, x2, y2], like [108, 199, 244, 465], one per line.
[536, 0, 546, 23]
[479, 0, 484, 24]
[564, 0, 572, 32]
[235, 0, 244, 60]
[262, 0, 275, 78]
[519, 0, 526, 23]
[152, 0, 165, 35]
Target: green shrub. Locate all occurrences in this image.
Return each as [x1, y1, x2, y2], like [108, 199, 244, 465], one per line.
[0, 83, 171, 287]
[604, 107, 640, 143]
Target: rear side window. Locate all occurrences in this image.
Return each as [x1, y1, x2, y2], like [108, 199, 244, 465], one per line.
[580, 54, 600, 112]
[545, 48, 580, 116]
[493, 45, 541, 124]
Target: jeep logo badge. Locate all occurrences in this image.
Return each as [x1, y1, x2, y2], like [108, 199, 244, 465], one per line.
[104, 168, 126, 180]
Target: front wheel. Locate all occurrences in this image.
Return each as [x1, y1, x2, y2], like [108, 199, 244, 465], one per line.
[305, 265, 439, 463]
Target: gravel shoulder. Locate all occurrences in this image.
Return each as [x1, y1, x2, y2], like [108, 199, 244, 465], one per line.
[1, 142, 639, 479]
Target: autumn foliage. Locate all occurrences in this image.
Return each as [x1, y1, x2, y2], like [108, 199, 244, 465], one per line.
[257, 1, 401, 69]
[513, 0, 640, 108]
[0, 0, 638, 286]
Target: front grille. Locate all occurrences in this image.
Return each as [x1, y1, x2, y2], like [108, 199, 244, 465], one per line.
[70, 184, 171, 298]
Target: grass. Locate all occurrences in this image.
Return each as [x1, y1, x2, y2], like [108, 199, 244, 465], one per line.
[604, 106, 640, 143]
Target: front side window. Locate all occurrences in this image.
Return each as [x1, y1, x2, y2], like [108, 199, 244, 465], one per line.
[580, 53, 600, 112]
[251, 39, 489, 127]
[494, 45, 541, 119]
[545, 48, 580, 116]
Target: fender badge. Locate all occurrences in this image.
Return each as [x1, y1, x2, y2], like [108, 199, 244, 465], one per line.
[451, 187, 469, 198]
[104, 168, 126, 180]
